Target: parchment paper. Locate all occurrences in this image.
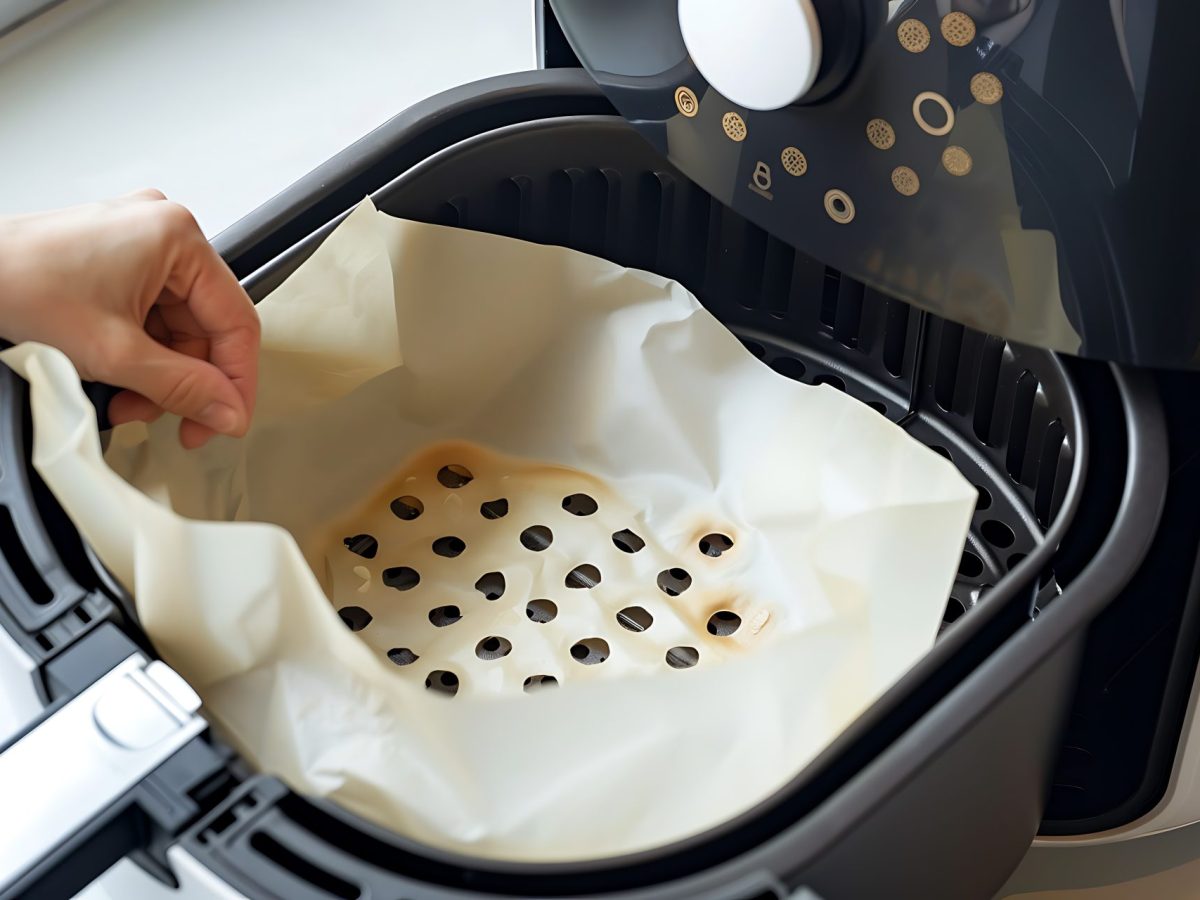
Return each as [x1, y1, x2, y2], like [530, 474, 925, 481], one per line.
[1, 199, 975, 861]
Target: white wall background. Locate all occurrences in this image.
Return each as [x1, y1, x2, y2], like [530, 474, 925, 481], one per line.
[0, 0, 536, 236]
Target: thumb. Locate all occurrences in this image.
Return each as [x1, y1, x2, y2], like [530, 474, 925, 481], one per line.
[101, 329, 249, 436]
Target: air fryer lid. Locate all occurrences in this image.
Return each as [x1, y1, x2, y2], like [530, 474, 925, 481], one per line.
[549, 0, 1200, 369]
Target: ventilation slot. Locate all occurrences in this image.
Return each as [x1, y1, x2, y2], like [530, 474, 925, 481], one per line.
[1034, 419, 1067, 527]
[495, 175, 533, 240]
[716, 209, 766, 310]
[761, 236, 794, 319]
[249, 832, 360, 900]
[434, 195, 467, 228]
[629, 171, 667, 272]
[972, 335, 1006, 444]
[1006, 371, 1039, 483]
[0, 506, 52, 605]
[833, 277, 865, 349]
[882, 298, 911, 376]
[819, 266, 842, 329]
[547, 167, 612, 259]
[933, 321, 965, 412]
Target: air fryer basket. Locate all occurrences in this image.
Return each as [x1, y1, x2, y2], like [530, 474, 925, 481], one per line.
[0, 72, 1167, 899]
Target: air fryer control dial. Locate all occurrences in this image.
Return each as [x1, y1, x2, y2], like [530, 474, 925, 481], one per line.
[678, 0, 822, 111]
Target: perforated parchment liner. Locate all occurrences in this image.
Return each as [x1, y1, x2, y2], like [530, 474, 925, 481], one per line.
[318, 441, 765, 696]
[1, 199, 976, 862]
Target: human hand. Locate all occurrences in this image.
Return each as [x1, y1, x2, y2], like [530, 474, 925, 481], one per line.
[0, 190, 259, 448]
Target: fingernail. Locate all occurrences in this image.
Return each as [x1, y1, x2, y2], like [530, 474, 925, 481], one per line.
[200, 402, 240, 435]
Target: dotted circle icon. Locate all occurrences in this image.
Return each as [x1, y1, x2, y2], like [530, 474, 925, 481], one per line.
[913, 91, 956, 137]
[941, 12, 976, 47]
[970, 72, 1004, 105]
[891, 166, 921, 196]
[674, 85, 699, 118]
[866, 118, 896, 150]
[780, 146, 808, 176]
[897, 18, 930, 53]
[942, 145, 974, 176]
[823, 189, 856, 224]
[722, 112, 747, 142]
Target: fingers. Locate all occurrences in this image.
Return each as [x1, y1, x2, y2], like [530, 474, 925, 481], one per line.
[158, 213, 260, 424]
[98, 327, 249, 437]
[108, 390, 163, 426]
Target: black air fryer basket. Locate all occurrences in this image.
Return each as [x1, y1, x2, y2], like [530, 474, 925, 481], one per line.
[0, 71, 1168, 899]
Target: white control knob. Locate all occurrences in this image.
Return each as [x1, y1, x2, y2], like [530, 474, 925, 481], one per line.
[678, 0, 823, 111]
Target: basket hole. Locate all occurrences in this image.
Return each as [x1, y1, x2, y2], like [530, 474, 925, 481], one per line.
[657, 567, 693, 596]
[707, 610, 742, 636]
[523, 674, 558, 693]
[480, 498, 509, 519]
[959, 551, 984, 579]
[930, 445, 952, 461]
[338, 606, 372, 632]
[520, 525, 554, 551]
[981, 519, 1015, 549]
[770, 357, 807, 381]
[382, 566, 420, 591]
[867, 400, 888, 415]
[570, 637, 610, 665]
[699, 533, 734, 557]
[566, 564, 602, 589]
[616, 606, 654, 632]
[387, 647, 419, 666]
[428, 605, 462, 627]
[741, 339, 766, 359]
[666, 646, 700, 669]
[813, 374, 847, 391]
[476, 635, 513, 660]
[437, 465, 474, 488]
[343, 533, 378, 559]
[612, 529, 646, 553]
[432, 536, 467, 558]
[1008, 552, 1027, 570]
[975, 484, 992, 511]
[425, 670, 459, 696]
[943, 597, 966, 623]
[562, 493, 598, 516]
[390, 496, 424, 520]
[526, 598, 558, 623]
[475, 571, 506, 600]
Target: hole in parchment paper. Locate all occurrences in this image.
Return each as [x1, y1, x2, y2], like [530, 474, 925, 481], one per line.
[342, 533, 378, 559]
[657, 568, 692, 596]
[523, 675, 559, 692]
[616, 606, 653, 632]
[475, 571, 506, 601]
[390, 496, 424, 520]
[425, 670, 459, 696]
[338, 606, 372, 632]
[982, 519, 1016, 548]
[432, 536, 467, 558]
[698, 533, 734, 557]
[959, 550, 984, 579]
[570, 638, 610, 665]
[387, 647, 419, 666]
[562, 493, 599, 516]
[428, 605, 462, 627]
[520, 526, 554, 551]
[526, 599, 558, 623]
[480, 498, 509, 519]
[565, 564, 602, 589]
[707, 610, 742, 636]
[612, 529, 646, 554]
[666, 646, 700, 669]
[476, 636, 513, 660]
[382, 566, 420, 591]
[437, 465, 474, 488]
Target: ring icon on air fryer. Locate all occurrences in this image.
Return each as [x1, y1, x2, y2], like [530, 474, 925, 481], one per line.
[749, 161, 774, 200]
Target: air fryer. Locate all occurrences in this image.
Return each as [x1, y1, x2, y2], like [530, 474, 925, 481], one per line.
[0, 1, 1197, 898]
